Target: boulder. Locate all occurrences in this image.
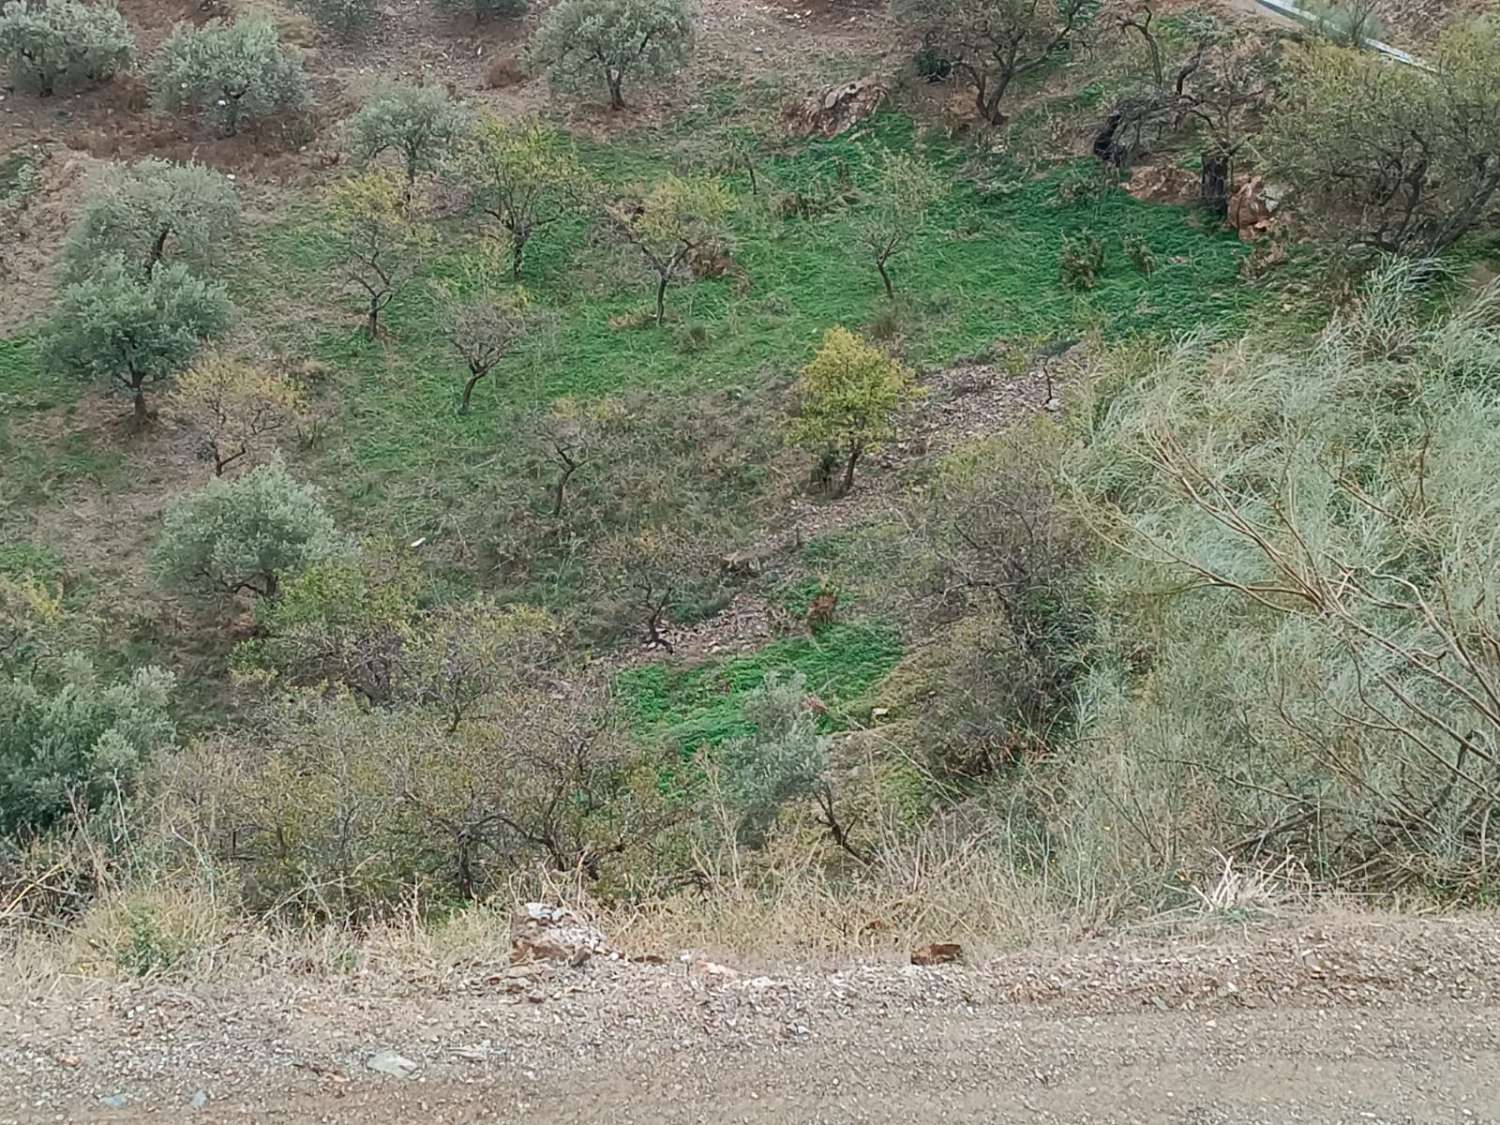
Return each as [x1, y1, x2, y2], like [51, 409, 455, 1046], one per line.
[784, 77, 887, 139]
[1227, 177, 1276, 242]
[509, 902, 610, 967]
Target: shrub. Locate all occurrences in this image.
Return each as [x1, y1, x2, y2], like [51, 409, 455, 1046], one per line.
[298, 0, 378, 38]
[147, 17, 309, 137]
[1059, 229, 1103, 290]
[211, 684, 672, 914]
[0, 0, 133, 96]
[0, 658, 176, 841]
[348, 83, 468, 189]
[153, 461, 339, 600]
[788, 326, 919, 498]
[718, 673, 829, 848]
[42, 256, 232, 427]
[1266, 21, 1500, 256]
[62, 158, 239, 283]
[528, 0, 694, 110]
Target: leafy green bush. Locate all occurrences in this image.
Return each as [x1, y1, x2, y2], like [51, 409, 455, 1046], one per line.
[0, 0, 133, 96]
[62, 158, 239, 283]
[153, 461, 340, 600]
[41, 256, 231, 426]
[0, 657, 176, 840]
[147, 17, 309, 136]
[528, 0, 694, 110]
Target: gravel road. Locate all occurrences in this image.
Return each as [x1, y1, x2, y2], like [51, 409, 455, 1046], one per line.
[3, 913, 1499, 1124]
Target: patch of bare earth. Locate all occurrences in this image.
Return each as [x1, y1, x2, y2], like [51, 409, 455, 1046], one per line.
[2, 912, 1499, 1122]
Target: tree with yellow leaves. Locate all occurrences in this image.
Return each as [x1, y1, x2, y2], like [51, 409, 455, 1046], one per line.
[600, 174, 731, 325]
[330, 169, 433, 339]
[788, 327, 918, 498]
[169, 354, 305, 477]
[463, 112, 583, 281]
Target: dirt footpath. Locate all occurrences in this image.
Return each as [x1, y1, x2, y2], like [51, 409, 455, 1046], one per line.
[3, 914, 1499, 1123]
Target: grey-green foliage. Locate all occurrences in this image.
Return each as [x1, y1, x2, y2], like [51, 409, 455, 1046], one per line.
[1063, 260, 1500, 895]
[41, 256, 231, 425]
[153, 461, 340, 600]
[348, 84, 469, 187]
[147, 16, 309, 137]
[528, 0, 694, 110]
[62, 158, 239, 284]
[0, 0, 133, 96]
[298, 0, 378, 38]
[0, 656, 175, 840]
[718, 673, 828, 848]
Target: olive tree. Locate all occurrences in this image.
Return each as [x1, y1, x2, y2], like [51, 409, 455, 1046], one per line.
[62, 158, 239, 283]
[168, 355, 305, 476]
[599, 174, 731, 324]
[42, 257, 232, 427]
[1095, 8, 1280, 215]
[153, 461, 339, 599]
[348, 84, 468, 191]
[0, 0, 133, 96]
[528, 0, 694, 111]
[463, 112, 581, 280]
[147, 17, 309, 137]
[788, 326, 918, 497]
[1266, 22, 1500, 256]
[892, 0, 1094, 125]
[856, 151, 944, 299]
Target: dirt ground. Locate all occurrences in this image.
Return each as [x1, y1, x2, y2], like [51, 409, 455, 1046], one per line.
[3, 912, 1499, 1124]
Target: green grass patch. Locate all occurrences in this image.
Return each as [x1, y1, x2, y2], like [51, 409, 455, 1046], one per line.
[228, 112, 1255, 535]
[615, 620, 903, 751]
[0, 542, 65, 580]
